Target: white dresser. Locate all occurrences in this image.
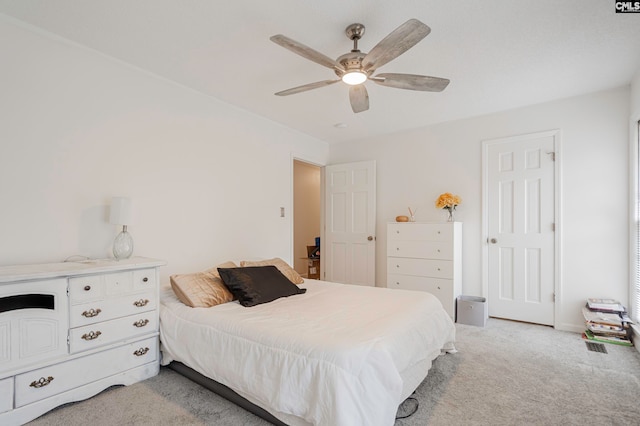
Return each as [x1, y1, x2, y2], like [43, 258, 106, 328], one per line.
[387, 222, 462, 319]
[0, 257, 165, 425]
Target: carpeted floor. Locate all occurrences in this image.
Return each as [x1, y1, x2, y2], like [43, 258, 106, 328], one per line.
[27, 318, 640, 425]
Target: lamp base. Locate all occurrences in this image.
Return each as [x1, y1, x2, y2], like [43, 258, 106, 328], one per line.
[113, 228, 134, 260]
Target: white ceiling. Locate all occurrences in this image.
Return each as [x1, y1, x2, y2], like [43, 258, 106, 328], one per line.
[1, 0, 639, 144]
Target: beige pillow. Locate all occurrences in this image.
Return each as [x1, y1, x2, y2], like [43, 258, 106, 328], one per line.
[170, 261, 237, 308]
[240, 258, 304, 284]
[204, 261, 238, 279]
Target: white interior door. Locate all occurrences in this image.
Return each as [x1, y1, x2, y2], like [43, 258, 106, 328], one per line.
[483, 131, 557, 325]
[324, 161, 376, 286]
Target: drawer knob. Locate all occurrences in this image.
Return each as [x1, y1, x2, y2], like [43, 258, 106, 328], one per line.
[84, 285, 91, 291]
[437, 268, 441, 271]
[133, 319, 150, 328]
[396, 247, 400, 251]
[81, 330, 102, 341]
[142, 277, 149, 283]
[133, 299, 149, 307]
[81, 308, 102, 318]
[133, 347, 150, 357]
[30, 376, 54, 388]
[396, 264, 400, 268]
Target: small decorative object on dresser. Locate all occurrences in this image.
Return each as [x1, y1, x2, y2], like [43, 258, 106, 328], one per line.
[408, 207, 417, 222]
[387, 222, 462, 319]
[435, 193, 461, 222]
[0, 256, 165, 425]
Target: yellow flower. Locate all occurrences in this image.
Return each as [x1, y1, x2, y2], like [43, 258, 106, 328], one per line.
[435, 193, 462, 210]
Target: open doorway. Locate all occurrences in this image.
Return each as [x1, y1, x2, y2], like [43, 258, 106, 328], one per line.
[293, 160, 321, 278]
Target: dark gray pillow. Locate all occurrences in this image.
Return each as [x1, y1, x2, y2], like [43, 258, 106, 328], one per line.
[217, 265, 306, 307]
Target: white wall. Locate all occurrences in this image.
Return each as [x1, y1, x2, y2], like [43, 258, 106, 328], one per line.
[632, 69, 640, 118]
[0, 16, 329, 283]
[1, 14, 633, 332]
[330, 86, 630, 332]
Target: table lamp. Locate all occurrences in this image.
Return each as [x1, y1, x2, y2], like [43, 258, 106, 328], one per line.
[109, 197, 133, 260]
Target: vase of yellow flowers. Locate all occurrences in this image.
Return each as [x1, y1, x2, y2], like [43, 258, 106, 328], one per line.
[435, 193, 461, 222]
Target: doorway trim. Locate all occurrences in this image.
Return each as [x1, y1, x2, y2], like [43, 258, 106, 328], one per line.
[481, 129, 563, 329]
[290, 152, 326, 278]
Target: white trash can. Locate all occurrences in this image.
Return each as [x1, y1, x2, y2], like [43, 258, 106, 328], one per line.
[456, 296, 488, 327]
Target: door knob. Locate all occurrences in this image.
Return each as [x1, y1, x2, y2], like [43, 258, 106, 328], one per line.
[489, 238, 498, 244]
[367, 236, 374, 241]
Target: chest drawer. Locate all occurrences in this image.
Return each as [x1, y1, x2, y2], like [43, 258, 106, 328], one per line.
[69, 313, 157, 353]
[387, 257, 452, 279]
[387, 240, 453, 260]
[133, 269, 156, 291]
[69, 275, 104, 303]
[14, 336, 157, 408]
[388, 274, 455, 318]
[69, 290, 156, 328]
[0, 377, 12, 414]
[387, 223, 453, 242]
[69, 269, 153, 303]
[104, 272, 134, 295]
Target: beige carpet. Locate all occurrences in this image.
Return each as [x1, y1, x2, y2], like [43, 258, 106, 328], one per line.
[27, 318, 640, 425]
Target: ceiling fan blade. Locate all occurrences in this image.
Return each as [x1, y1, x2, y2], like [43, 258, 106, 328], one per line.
[275, 79, 340, 96]
[349, 85, 369, 113]
[371, 73, 450, 92]
[270, 34, 345, 72]
[362, 19, 431, 73]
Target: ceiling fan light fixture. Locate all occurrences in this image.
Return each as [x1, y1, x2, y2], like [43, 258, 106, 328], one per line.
[342, 71, 367, 85]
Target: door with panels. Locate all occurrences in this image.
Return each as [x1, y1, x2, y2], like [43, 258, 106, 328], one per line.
[484, 131, 556, 326]
[324, 161, 376, 286]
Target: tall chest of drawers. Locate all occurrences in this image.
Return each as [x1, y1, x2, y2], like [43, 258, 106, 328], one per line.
[387, 222, 462, 319]
[0, 257, 165, 425]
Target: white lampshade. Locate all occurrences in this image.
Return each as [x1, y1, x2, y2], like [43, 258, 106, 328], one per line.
[109, 197, 132, 226]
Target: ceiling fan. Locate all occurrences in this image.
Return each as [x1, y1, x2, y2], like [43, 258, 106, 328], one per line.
[270, 19, 450, 113]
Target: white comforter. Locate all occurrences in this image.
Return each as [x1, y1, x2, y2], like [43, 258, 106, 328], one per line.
[159, 280, 455, 426]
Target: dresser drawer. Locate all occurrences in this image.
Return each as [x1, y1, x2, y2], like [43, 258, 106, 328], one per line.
[69, 290, 156, 328]
[69, 271, 137, 303]
[105, 272, 134, 295]
[387, 274, 455, 318]
[0, 377, 12, 414]
[387, 240, 453, 260]
[133, 268, 156, 291]
[14, 336, 157, 408]
[69, 275, 104, 303]
[387, 223, 453, 242]
[387, 257, 452, 279]
[69, 313, 157, 353]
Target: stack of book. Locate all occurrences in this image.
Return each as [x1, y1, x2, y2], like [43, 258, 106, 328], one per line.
[582, 298, 633, 346]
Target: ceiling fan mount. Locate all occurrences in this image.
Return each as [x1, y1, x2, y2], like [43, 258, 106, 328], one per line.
[345, 23, 365, 44]
[270, 19, 450, 113]
[335, 24, 368, 81]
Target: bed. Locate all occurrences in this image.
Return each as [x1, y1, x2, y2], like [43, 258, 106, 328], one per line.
[159, 265, 456, 426]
